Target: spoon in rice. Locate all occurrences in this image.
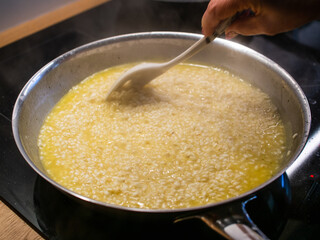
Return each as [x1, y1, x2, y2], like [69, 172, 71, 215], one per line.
[106, 16, 236, 100]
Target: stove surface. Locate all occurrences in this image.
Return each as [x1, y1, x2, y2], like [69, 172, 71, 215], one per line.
[1, 0, 320, 239]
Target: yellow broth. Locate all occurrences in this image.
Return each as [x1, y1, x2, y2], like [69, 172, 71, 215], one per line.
[38, 63, 286, 209]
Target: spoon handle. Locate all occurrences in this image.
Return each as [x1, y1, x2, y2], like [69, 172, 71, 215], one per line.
[163, 15, 237, 69]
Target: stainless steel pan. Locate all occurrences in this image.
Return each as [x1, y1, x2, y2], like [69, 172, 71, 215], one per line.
[12, 32, 311, 239]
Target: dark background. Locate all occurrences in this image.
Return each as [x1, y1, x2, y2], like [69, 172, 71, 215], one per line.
[1, 0, 320, 239]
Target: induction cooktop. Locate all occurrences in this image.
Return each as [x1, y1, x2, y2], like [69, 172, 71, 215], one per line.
[1, 1, 320, 239]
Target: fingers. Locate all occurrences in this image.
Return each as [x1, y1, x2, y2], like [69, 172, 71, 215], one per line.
[226, 11, 291, 37]
[202, 0, 241, 36]
[225, 31, 238, 40]
[226, 15, 263, 37]
[201, 0, 262, 37]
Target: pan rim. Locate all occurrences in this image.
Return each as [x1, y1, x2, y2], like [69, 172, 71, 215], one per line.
[12, 31, 311, 214]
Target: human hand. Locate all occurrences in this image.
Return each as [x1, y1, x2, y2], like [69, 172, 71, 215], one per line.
[201, 0, 320, 38]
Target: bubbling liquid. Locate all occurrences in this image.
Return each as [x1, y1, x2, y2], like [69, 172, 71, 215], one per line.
[38, 63, 286, 209]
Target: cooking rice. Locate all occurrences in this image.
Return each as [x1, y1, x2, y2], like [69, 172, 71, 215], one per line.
[38, 63, 286, 209]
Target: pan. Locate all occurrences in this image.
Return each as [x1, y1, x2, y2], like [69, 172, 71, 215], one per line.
[12, 32, 311, 239]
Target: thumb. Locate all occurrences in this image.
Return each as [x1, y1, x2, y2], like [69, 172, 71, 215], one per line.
[226, 15, 270, 36]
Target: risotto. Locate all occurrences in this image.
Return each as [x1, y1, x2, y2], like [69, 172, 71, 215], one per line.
[38, 63, 286, 209]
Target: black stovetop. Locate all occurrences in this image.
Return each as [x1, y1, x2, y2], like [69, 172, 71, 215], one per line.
[1, 0, 320, 239]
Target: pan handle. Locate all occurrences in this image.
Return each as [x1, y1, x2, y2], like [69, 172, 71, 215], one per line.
[175, 196, 269, 240]
[198, 196, 269, 240]
[175, 174, 289, 239]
